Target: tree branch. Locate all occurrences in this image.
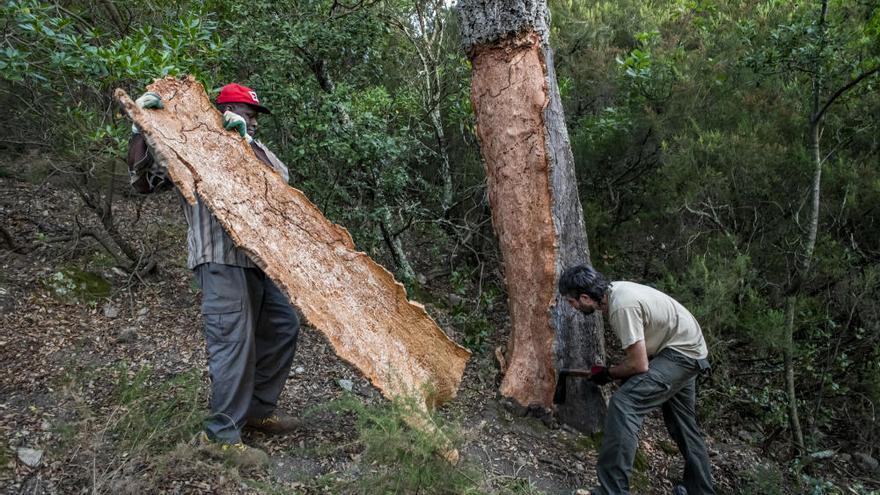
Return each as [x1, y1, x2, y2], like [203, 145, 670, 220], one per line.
[814, 65, 880, 124]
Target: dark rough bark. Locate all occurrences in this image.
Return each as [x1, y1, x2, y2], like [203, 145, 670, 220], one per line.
[543, 46, 606, 432]
[459, 0, 605, 431]
[459, 0, 548, 48]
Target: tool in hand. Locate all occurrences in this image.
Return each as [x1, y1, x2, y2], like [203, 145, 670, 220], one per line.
[553, 368, 592, 404]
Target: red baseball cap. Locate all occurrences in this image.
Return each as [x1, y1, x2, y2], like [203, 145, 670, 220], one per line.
[216, 83, 271, 114]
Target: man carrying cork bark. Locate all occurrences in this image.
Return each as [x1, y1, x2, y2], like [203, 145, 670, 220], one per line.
[127, 83, 300, 467]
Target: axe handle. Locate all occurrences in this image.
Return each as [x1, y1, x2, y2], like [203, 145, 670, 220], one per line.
[560, 368, 593, 379]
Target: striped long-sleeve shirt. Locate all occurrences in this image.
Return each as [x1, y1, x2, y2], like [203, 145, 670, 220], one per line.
[129, 136, 290, 270]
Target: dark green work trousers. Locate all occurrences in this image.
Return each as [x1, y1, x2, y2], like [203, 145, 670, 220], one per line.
[594, 348, 715, 495]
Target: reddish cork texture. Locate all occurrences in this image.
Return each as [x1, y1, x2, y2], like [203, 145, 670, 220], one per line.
[114, 77, 471, 411]
[469, 33, 558, 408]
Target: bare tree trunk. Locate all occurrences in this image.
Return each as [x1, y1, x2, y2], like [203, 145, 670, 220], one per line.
[73, 161, 143, 270]
[379, 205, 416, 283]
[782, 118, 821, 455]
[783, 295, 805, 453]
[783, 0, 827, 456]
[386, 0, 454, 214]
[429, 106, 454, 213]
[781, 0, 879, 452]
[98, 160, 140, 263]
[459, 0, 605, 430]
[98, 0, 126, 33]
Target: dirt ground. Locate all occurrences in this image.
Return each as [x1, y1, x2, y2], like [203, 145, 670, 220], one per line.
[0, 176, 849, 494]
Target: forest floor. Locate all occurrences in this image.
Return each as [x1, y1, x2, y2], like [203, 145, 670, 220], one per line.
[0, 175, 868, 494]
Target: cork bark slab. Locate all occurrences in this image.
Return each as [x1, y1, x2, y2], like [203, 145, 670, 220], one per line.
[469, 33, 558, 407]
[115, 77, 470, 410]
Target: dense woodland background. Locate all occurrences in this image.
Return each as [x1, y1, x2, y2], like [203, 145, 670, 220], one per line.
[1, 0, 879, 493]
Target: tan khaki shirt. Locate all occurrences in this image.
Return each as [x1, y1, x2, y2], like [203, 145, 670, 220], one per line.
[607, 281, 709, 359]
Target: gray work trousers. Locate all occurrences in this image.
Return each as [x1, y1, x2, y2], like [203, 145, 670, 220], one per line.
[195, 262, 300, 443]
[594, 348, 715, 495]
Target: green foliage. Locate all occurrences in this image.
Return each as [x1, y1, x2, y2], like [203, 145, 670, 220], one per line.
[799, 474, 845, 495]
[56, 359, 206, 478]
[1, 0, 224, 154]
[196, 0, 479, 271]
[451, 298, 495, 353]
[742, 461, 875, 495]
[110, 363, 205, 454]
[616, 30, 679, 103]
[448, 269, 500, 352]
[556, 0, 880, 456]
[2, 1, 221, 84]
[1, 1, 229, 269]
[742, 464, 787, 495]
[4, 0, 880, 486]
[3, 0, 482, 283]
[326, 393, 483, 495]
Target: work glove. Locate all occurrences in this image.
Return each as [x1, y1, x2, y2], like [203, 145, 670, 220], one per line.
[131, 91, 163, 134]
[136, 91, 163, 109]
[223, 110, 253, 143]
[590, 365, 612, 386]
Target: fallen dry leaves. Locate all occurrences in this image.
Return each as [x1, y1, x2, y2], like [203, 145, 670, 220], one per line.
[1, 176, 784, 494]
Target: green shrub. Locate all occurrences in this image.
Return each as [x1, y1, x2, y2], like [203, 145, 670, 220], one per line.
[110, 363, 205, 454]
[327, 393, 484, 494]
[742, 464, 786, 495]
[448, 269, 501, 353]
[500, 478, 545, 494]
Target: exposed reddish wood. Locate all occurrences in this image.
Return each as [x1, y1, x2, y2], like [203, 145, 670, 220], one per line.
[114, 77, 470, 412]
[469, 33, 558, 408]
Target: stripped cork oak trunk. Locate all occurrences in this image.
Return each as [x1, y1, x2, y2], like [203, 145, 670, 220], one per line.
[459, 0, 606, 431]
[114, 77, 471, 415]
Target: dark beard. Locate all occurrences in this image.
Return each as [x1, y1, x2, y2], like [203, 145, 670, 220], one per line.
[579, 306, 595, 315]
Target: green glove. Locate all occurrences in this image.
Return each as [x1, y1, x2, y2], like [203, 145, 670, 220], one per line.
[223, 110, 253, 143]
[135, 91, 163, 109]
[131, 91, 163, 134]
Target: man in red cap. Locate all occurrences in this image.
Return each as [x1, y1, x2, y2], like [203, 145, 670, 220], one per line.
[127, 83, 301, 467]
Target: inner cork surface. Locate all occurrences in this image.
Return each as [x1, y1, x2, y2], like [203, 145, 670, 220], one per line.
[470, 32, 558, 406]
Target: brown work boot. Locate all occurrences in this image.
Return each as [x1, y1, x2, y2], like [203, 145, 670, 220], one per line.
[245, 412, 302, 435]
[196, 432, 269, 468]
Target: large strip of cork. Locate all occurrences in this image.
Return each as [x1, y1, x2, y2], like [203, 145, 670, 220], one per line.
[115, 77, 471, 410]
